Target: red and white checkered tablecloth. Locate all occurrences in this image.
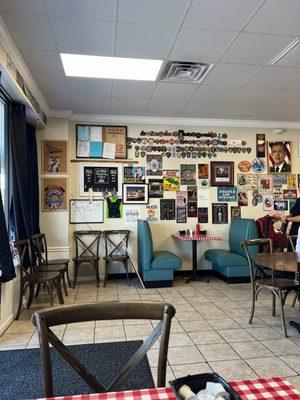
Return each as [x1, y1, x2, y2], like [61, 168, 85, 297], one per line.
[172, 234, 221, 241]
[36, 377, 300, 400]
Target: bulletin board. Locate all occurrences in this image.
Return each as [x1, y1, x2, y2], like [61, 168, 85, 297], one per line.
[69, 199, 104, 224]
[76, 124, 127, 159]
[82, 166, 118, 194]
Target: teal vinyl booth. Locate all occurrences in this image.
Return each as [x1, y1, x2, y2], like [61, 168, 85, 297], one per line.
[137, 220, 182, 287]
[205, 218, 259, 282]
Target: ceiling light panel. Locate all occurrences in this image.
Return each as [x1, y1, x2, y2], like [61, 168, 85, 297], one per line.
[60, 54, 163, 81]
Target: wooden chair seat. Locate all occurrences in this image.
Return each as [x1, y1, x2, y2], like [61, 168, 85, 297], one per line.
[28, 271, 61, 283]
[73, 256, 100, 262]
[46, 258, 69, 265]
[258, 277, 300, 290]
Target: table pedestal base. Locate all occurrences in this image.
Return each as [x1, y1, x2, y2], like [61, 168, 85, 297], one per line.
[184, 240, 209, 284]
[184, 274, 209, 283]
[289, 320, 300, 333]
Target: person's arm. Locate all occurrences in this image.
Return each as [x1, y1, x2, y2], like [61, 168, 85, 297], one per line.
[286, 215, 300, 223]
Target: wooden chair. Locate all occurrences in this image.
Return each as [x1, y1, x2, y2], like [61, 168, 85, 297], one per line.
[14, 239, 64, 319]
[73, 230, 101, 288]
[103, 230, 130, 287]
[32, 233, 70, 297]
[32, 301, 175, 397]
[283, 234, 299, 307]
[287, 234, 298, 252]
[242, 238, 300, 337]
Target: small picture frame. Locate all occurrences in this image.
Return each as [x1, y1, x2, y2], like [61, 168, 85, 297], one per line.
[268, 141, 291, 173]
[122, 183, 149, 204]
[210, 161, 234, 187]
[42, 140, 68, 173]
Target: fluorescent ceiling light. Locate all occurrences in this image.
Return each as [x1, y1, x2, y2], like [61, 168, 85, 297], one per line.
[269, 38, 299, 65]
[60, 53, 163, 81]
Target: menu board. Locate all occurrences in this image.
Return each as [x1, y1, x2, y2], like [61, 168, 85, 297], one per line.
[83, 166, 118, 193]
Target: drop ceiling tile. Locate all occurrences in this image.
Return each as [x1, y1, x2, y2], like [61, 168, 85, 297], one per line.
[276, 45, 300, 67]
[213, 101, 263, 116]
[111, 97, 149, 113]
[226, 86, 279, 103]
[190, 84, 240, 101]
[118, 0, 189, 26]
[221, 32, 293, 65]
[45, 0, 117, 20]
[263, 88, 300, 106]
[34, 75, 69, 95]
[71, 95, 110, 110]
[204, 63, 261, 85]
[49, 17, 114, 55]
[46, 93, 73, 109]
[246, 66, 300, 88]
[287, 77, 300, 90]
[179, 100, 222, 116]
[184, 0, 264, 30]
[116, 22, 177, 58]
[67, 78, 112, 97]
[151, 82, 197, 100]
[2, 14, 56, 50]
[73, 105, 110, 114]
[245, 0, 300, 35]
[111, 81, 155, 98]
[170, 28, 238, 63]
[146, 99, 186, 114]
[21, 50, 65, 76]
[0, 0, 47, 14]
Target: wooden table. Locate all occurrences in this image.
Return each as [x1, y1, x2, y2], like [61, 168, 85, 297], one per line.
[172, 234, 221, 283]
[255, 251, 300, 332]
[36, 377, 299, 399]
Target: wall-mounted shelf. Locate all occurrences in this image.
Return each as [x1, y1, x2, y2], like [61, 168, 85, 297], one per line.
[71, 159, 138, 164]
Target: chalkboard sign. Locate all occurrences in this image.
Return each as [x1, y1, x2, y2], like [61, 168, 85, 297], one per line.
[83, 166, 118, 193]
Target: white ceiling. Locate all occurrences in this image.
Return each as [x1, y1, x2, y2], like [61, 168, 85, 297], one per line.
[2, 0, 300, 121]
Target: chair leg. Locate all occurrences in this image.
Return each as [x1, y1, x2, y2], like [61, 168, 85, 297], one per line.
[27, 284, 35, 309]
[278, 290, 287, 338]
[62, 272, 68, 296]
[73, 261, 79, 289]
[47, 282, 54, 306]
[65, 263, 72, 288]
[249, 287, 256, 324]
[56, 277, 64, 305]
[35, 283, 41, 298]
[103, 261, 109, 288]
[94, 261, 100, 288]
[15, 281, 24, 320]
[272, 292, 276, 316]
[291, 292, 297, 308]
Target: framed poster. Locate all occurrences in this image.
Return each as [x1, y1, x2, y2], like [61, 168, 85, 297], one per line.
[146, 154, 162, 176]
[176, 191, 187, 223]
[217, 186, 237, 202]
[198, 164, 209, 179]
[180, 164, 196, 185]
[148, 179, 163, 198]
[163, 170, 180, 191]
[198, 207, 208, 223]
[41, 177, 67, 212]
[274, 200, 288, 211]
[160, 199, 175, 220]
[210, 161, 234, 186]
[212, 203, 228, 224]
[231, 206, 241, 219]
[124, 166, 145, 183]
[268, 141, 291, 173]
[42, 140, 67, 173]
[256, 133, 266, 158]
[122, 183, 149, 204]
[146, 205, 158, 222]
[76, 124, 127, 159]
[81, 166, 118, 195]
[69, 199, 104, 224]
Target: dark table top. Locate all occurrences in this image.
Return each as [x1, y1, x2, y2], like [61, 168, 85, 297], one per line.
[255, 251, 300, 273]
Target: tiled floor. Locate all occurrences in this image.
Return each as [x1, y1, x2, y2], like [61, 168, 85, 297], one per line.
[1, 276, 300, 391]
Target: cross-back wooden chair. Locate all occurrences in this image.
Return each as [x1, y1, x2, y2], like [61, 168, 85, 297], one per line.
[242, 238, 300, 337]
[32, 233, 70, 297]
[103, 230, 130, 287]
[73, 230, 102, 288]
[283, 234, 300, 308]
[14, 239, 64, 319]
[32, 301, 176, 397]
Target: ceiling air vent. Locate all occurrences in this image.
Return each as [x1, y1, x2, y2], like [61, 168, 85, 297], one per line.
[159, 61, 212, 83]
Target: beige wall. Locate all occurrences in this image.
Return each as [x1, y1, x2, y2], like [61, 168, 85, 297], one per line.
[37, 118, 300, 281]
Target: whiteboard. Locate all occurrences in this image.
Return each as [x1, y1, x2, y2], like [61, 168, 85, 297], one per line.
[69, 199, 104, 224]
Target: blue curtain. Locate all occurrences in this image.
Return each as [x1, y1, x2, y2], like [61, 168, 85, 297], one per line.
[9, 103, 40, 240]
[0, 190, 15, 282]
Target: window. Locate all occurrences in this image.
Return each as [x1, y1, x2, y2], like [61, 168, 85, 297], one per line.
[0, 96, 8, 219]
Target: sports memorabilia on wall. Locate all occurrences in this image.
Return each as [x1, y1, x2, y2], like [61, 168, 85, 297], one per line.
[212, 203, 228, 224]
[180, 164, 196, 185]
[42, 140, 67, 173]
[210, 161, 234, 187]
[146, 154, 163, 176]
[124, 166, 145, 183]
[256, 133, 266, 158]
[83, 166, 118, 194]
[160, 199, 175, 220]
[122, 183, 149, 204]
[70, 199, 104, 224]
[163, 170, 180, 191]
[268, 141, 291, 173]
[76, 124, 127, 159]
[41, 177, 67, 212]
[148, 179, 164, 198]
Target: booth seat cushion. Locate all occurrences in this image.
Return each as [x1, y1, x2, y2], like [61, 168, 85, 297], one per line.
[205, 249, 248, 268]
[151, 251, 182, 270]
[213, 263, 250, 278]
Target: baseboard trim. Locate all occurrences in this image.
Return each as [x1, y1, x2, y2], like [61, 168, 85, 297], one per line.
[174, 269, 214, 277]
[0, 313, 14, 336]
[213, 271, 251, 284]
[143, 280, 173, 288]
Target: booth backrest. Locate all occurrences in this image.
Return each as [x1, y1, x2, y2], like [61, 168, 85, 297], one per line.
[229, 218, 259, 258]
[137, 220, 153, 271]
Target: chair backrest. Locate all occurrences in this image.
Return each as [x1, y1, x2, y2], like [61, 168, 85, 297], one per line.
[14, 239, 34, 278]
[103, 230, 130, 259]
[32, 233, 48, 267]
[242, 238, 273, 285]
[230, 218, 259, 258]
[137, 220, 153, 271]
[287, 235, 298, 252]
[32, 301, 175, 397]
[73, 230, 102, 259]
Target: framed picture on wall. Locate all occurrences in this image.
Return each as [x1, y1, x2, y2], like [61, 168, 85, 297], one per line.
[41, 177, 68, 212]
[210, 161, 234, 186]
[122, 183, 149, 204]
[268, 141, 291, 173]
[42, 140, 68, 173]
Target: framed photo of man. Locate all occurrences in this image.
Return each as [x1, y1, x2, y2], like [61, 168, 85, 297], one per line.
[268, 141, 291, 173]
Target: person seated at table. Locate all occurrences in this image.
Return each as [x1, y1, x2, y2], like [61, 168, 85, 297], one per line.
[280, 197, 300, 236]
